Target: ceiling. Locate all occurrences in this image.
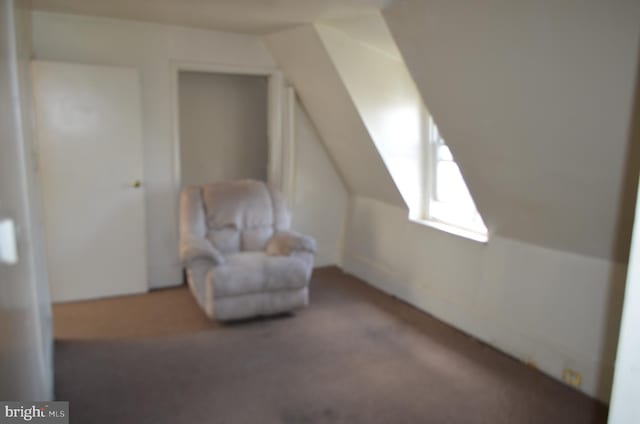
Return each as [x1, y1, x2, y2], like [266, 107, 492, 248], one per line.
[31, 0, 396, 34]
[321, 12, 402, 60]
[384, 0, 640, 261]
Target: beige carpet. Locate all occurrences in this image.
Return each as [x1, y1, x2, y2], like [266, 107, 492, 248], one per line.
[53, 283, 218, 339]
[54, 267, 607, 423]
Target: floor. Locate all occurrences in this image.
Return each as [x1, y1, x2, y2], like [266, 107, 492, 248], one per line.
[53, 267, 607, 423]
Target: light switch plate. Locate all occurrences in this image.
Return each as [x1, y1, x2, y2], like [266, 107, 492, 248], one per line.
[0, 219, 18, 265]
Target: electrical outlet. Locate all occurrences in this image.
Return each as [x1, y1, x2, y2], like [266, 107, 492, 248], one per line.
[562, 368, 582, 388]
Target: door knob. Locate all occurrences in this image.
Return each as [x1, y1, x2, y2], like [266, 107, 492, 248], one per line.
[132, 180, 142, 188]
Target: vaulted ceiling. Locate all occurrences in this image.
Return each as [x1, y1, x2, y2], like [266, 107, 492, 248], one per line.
[267, 2, 640, 262]
[266, 25, 405, 207]
[384, 0, 640, 261]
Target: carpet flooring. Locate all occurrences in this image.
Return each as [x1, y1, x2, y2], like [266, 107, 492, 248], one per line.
[54, 267, 607, 423]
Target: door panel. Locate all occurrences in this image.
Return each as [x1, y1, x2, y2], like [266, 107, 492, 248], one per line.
[32, 61, 147, 302]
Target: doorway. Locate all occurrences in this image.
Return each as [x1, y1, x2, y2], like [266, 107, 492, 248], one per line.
[177, 71, 269, 187]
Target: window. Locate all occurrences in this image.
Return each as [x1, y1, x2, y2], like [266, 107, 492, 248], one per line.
[418, 115, 488, 241]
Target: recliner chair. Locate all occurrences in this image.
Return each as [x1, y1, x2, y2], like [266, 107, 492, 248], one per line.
[179, 179, 316, 321]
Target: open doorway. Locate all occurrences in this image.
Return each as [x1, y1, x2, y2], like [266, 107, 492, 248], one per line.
[177, 71, 269, 187]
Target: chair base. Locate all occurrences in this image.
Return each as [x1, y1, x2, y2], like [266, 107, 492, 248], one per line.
[209, 288, 309, 321]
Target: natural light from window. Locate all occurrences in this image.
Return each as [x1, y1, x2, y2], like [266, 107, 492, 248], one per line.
[315, 18, 486, 242]
[375, 104, 423, 213]
[423, 116, 488, 240]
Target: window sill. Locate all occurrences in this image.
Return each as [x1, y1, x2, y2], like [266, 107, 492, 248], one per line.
[408, 216, 489, 244]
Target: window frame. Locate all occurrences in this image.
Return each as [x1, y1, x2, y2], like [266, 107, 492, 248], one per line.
[418, 111, 488, 242]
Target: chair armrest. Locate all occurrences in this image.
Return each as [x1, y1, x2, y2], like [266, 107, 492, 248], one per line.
[266, 231, 317, 256]
[180, 236, 225, 266]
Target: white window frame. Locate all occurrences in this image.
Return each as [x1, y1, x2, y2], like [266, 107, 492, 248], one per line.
[416, 111, 488, 243]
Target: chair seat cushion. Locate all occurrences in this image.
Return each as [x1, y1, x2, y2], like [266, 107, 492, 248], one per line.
[210, 252, 309, 298]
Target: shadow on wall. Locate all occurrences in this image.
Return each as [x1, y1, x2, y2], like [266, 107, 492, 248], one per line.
[599, 36, 640, 400]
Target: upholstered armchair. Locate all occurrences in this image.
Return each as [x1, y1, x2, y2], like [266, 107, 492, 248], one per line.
[179, 179, 316, 321]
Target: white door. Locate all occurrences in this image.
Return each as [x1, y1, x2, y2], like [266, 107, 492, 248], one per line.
[32, 61, 147, 302]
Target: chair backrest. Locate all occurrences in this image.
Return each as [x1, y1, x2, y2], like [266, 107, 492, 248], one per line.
[181, 179, 291, 255]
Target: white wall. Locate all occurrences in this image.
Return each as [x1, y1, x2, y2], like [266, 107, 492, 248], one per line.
[609, 176, 640, 421]
[343, 196, 626, 402]
[291, 99, 349, 267]
[31, 11, 277, 288]
[316, 23, 424, 213]
[32, 11, 350, 288]
[0, 0, 52, 400]
[265, 25, 405, 208]
[179, 71, 268, 187]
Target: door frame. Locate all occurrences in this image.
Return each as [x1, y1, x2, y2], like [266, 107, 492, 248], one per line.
[169, 61, 296, 202]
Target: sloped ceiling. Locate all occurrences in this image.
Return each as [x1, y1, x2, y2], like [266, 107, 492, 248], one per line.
[322, 12, 402, 60]
[31, 0, 395, 34]
[384, 0, 640, 261]
[315, 23, 424, 213]
[265, 25, 405, 207]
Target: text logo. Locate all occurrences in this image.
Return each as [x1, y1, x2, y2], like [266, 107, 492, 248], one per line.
[0, 402, 68, 424]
